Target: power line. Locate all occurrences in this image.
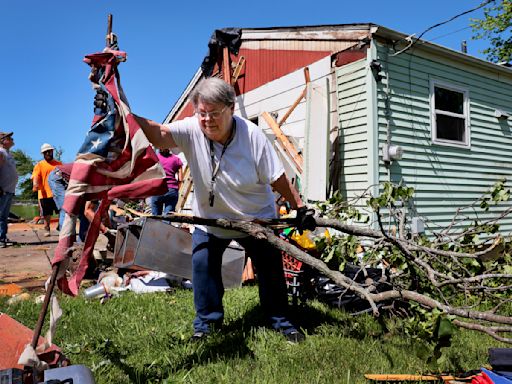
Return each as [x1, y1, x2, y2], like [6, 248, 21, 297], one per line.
[393, 0, 495, 56]
[429, 26, 472, 42]
[416, 0, 494, 42]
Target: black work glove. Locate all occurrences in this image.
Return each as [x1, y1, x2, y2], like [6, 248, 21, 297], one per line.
[94, 89, 108, 114]
[296, 206, 316, 234]
[0, 186, 3, 197]
[104, 229, 117, 252]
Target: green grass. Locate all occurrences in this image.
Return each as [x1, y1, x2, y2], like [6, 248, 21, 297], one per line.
[0, 286, 502, 383]
[10, 204, 39, 219]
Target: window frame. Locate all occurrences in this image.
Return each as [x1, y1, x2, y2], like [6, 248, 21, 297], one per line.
[429, 80, 471, 148]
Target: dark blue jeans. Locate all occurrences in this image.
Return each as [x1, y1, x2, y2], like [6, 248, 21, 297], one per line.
[0, 192, 14, 241]
[48, 169, 66, 228]
[191, 228, 294, 334]
[150, 188, 179, 216]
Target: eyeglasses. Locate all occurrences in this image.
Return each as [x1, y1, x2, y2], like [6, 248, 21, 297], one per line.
[196, 106, 227, 119]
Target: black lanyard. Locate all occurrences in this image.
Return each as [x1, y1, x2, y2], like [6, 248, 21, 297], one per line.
[208, 118, 236, 207]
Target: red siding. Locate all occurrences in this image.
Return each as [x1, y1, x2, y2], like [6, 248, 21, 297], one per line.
[173, 48, 331, 121]
[334, 48, 367, 67]
[235, 48, 330, 94]
[176, 102, 194, 121]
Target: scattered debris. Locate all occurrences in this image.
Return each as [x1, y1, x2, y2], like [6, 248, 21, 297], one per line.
[0, 283, 22, 296]
[7, 292, 31, 305]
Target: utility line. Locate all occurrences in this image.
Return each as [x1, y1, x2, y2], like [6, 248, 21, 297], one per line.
[394, 0, 495, 56]
[429, 26, 472, 42]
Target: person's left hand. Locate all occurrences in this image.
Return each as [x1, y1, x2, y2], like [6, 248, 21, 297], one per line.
[94, 89, 108, 114]
[296, 206, 316, 234]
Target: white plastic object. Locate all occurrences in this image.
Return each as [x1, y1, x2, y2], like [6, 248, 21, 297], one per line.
[382, 144, 404, 162]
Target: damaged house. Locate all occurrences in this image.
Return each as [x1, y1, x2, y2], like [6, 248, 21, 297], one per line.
[166, 24, 512, 234]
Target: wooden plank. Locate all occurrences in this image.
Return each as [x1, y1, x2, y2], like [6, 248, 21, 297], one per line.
[231, 56, 245, 85]
[277, 88, 307, 126]
[278, 67, 311, 126]
[176, 165, 193, 213]
[106, 14, 113, 47]
[261, 112, 303, 174]
[223, 47, 231, 82]
[364, 373, 456, 382]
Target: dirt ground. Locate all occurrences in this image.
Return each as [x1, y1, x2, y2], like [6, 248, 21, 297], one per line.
[0, 221, 59, 291]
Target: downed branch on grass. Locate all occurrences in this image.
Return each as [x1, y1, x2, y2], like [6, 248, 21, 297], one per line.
[145, 211, 512, 344]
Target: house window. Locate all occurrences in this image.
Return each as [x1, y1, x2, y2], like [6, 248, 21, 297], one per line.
[430, 81, 470, 147]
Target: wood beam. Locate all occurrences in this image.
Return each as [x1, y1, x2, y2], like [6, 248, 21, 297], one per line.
[262, 111, 303, 174]
[222, 47, 231, 82]
[277, 67, 311, 126]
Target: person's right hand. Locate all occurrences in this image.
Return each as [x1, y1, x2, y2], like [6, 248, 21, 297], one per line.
[94, 89, 108, 114]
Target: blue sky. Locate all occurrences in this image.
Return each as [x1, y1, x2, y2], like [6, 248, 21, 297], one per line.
[1, 0, 492, 163]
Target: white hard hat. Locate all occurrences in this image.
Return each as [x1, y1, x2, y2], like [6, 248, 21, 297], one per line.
[40, 143, 55, 153]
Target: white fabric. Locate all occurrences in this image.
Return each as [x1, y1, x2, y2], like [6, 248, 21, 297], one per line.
[17, 344, 48, 370]
[127, 271, 173, 293]
[166, 115, 284, 238]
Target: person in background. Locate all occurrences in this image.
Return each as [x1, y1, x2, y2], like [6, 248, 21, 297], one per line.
[84, 200, 117, 249]
[123, 77, 315, 343]
[48, 163, 90, 242]
[32, 143, 61, 237]
[0, 131, 18, 248]
[150, 148, 183, 216]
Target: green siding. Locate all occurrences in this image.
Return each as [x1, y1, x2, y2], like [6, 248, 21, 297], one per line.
[336, 59, 369, 200]
[375, 40, 512, 234]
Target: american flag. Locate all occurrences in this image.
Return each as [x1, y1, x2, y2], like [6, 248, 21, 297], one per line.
[52, 48, 167, 296]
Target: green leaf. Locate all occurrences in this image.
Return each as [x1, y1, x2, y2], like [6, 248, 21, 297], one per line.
[436, 317, 456, 339]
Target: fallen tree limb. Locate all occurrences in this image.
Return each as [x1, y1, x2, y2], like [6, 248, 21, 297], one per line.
[141, 213, 512, 343]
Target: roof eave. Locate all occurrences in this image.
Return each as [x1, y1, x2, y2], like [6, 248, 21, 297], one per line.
[240, 23, 375, 41]
[372, 25, 512, 75]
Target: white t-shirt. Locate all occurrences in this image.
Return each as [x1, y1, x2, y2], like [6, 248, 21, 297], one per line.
[165, 115, 284, 238]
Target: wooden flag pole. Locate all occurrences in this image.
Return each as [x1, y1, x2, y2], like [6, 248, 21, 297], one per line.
[30, 264, 60, 350]
[30, 11, 114, 357]
[106, 14, 113, 47]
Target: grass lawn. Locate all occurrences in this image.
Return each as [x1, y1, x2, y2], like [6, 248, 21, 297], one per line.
[0, 286, 503, 383]
[10, 204, 39, 220]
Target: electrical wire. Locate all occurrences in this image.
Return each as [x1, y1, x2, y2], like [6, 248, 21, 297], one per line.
[393, 0, 495, 56]
[429, 26, 472, 42]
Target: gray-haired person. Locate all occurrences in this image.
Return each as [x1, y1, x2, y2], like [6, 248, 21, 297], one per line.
[98, 77, 315, 342]
[0, 131, 18, 248]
